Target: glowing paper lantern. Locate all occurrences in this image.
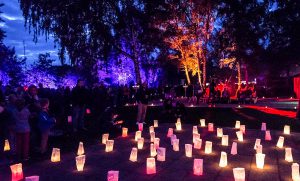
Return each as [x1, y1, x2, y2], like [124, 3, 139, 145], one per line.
[135, 131, 142, 141]
[256, 145, 262, 154]
[292, 163, 300, 181]
[204, 141, 212, 154]
[200, 119, 206, 127]
[170, 134, 177, 145]
[236, 131, 243, 142]
[177, 118, 181, 123]
[221, 135, 229, 146]
[284, 125, 290, 135]
[254, 139, 261, 150]
[233, 168, 245, 181]
[153, 120, 158, 128]
[193, 126, 198, 134]
[68, 116, 72, 123]
[154, 138, 160, 149]
[122, 128, 128, 137]
[173, 139, 179, 151]
[4, 139, 10, 151]
[102, 133, 109, 144]
[167, 128, 173, 137]
[231, 142, 237, 155]
[235, 121, 241, 129]
[193, 133, 200, 143]
[146, 158, 156, 174]
[193, 159, 203, 176]
[150, 132, 155, 143]
[149, 126, 154, 134]
[240, 125, 246, 134]
[77, 142, 84, 155]
[208, 123, 214, 132]
[75, 155, 86, 171]
[285, 148, 293, 162]
[175, 122, 182, 131]
[105, 140, 114, 152]
[219, 151, 228, 167]
[51, 148, 60, 162]
[276, 136, 285, 148]
[25, 176, 39, 181]
[150, 143, 157, 157]
[217, 128, 223, 137]
[107, 170, 119, 181]
[194, 138, 202, 149]
[138, 123, 143, 131]
[137, 138, 144, 150]
[185, 144, 193, 157]
[265, 130, 272, 141]
[10, 163, 23, 181]
[261, 122, 266, 131]
[157, 147, 166, 161]
[129, 147, 138, 162]
[256, 153, 265, 169]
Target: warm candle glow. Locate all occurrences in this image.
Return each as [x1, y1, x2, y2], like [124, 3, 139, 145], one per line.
[10, 163, 23, 181]
[254, 139, 261, 150]
[256, 153, 265, 169]
[285, 148, 293, 162]
[284, 125, 290, 135]
[276, 136, 284, 148]
[146, 158, 156, 174]
[77, 142, 84, 156]
[102, 133, 109, 144]
[138, 123, 143, 131]
[107, 170, 119, 181]
[236, 131, 243, 142]
[200, 119, 206, 127]
[231, 142, 237, 155]
[75, 155, 86, 171]
[256, 144, 262, 154]
[122, 127, 128, 137]
[173, 139, 179, 151]
[240, 125, 246, 134]
[292, 163, 300, 181]
[205, 141, 212, 154]
[137, 138, 144, 149]
[217, 128, 223, 137]
[193, 133, 200, 143]
[235, 120, 240, 129]
[150, 132, 155, 143]
[219, 151, 228, 167]
[135, 131, 142, 141]
[167, 128, 173, 137]
[185, 144, 193, 157]
[153, 120, 158, 128]
[193, 126, 198, 134]
[105, 140, 114, 152]
[149, 126, 154, 134]
[25, 176, 39, 181]
[193, 159, 203, 176]
[157, 147, 166, 161]
[150, 143, 157, 157]
[154, 138, 160, 149]
[194, 138, 202, 149]
[221, 135, 229, 146]
[208, 123, 214, 132]
[129, 147, 138, 162]
[51, 148, 60, 162]
[4, 139, 10, 151]
[175, 122, 182, 131]
[177, 118, 181, 123]
[170, 134, 177, 145]
[261, 122, 266, 131]
[233, 167, 245, 181]
[265, 130, 272, 141]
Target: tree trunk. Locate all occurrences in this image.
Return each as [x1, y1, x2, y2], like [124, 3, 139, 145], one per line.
[245, 64, 248, 85]
[131, 27, 142, 84]
[196, 53, 202, 86]
[184, 65, 191, 84]
[237, 61, 241, 90]
[202, 50, 207, 86]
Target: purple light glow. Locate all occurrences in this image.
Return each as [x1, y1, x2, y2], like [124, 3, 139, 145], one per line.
[0, 70, 10, 85]
[23, 69, 57, 88]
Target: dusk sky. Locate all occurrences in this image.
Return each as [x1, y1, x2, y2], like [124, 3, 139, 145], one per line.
[0, 0, 62, 65]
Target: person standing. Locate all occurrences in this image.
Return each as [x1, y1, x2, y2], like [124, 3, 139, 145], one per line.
[136, 83, 149, 124]
[71, 79, 88, 132]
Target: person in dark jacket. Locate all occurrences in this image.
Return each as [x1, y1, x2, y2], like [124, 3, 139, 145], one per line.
[38, 98, 55, 154]
[71, 79, 88, 132]
[136, 83, 149, 124]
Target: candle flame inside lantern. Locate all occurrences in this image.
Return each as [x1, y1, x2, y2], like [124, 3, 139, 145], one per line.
[122, 127, 128, 137]
[217, 128, 223, 137]
[129, 147, 138, 162]
[261, 122, 267, 131]
[157, 147, 166, 162]
[193, 159, 203, 176]
[105, 140, 114, 152]
[235, 120, 240, 129]
[285, 148, 293, 162]
[149, 126, 154, 134]
[51, 148, 60, 162]
[200, 119, 206, 127]
[10, 163, 23, 181]
[194, 138, 202, 149]
[150, 143, 157, 157]
[77, 142, 84, 156]
[240, 125, 246, 134]
[205, 141, 212, 154]
[265, 130, 272, 141]
[254, 139, 261, 150]
[75, 155, 86, 171]
[154, 138, 160, 149]
[138, 123, 143, 131]
[4, 139, 10, 151]
[150, 132, 155, 143]
[146, 158, 156, 174]
[256, 144, 263, 154]
[284, 125, 290, 135]
[137, 138, 144, 149]
[135, 131, 142, 141]
[102, 133, 109, 144]
[292, 163, 300, 181]
[236, 131, 243, 142]
[107, 170, 119, 181]
[276, 136, 285, 148]
[173, 139, 180, 151]
[193, 126, 198, 134]
[219, 151, 228, 167]
[175, 122, 182, 131]
[193, 133, 200, 143]
[170, 134, 177, 145]
[233, 167, 245, 181]
[154, 120, 158, 128]
[256, 153, 265, 169]
[231, 142, 238, 155]
[185, 144, 193, 157]
[167, 128, 173, 137]
[221, 135, 229, 146]
[208, 123, 214, 132]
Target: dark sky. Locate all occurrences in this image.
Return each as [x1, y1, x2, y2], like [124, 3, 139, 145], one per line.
[0, 0, 62, 65]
